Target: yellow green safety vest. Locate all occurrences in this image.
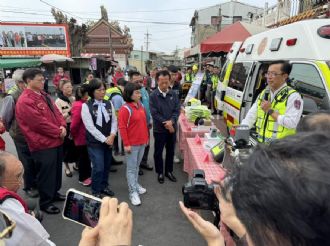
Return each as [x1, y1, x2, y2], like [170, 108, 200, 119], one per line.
[7, 85, 18, 95]
[211, 75, 219, 90]
[104, 87, 122, 101]
[256, 86, 297, 143]
[185, 73, 192, 83]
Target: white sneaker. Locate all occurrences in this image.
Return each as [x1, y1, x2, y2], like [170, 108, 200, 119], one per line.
[137, 184, 147, 195]
[129, 192, 141, 206]
[174, 156, 180, 163]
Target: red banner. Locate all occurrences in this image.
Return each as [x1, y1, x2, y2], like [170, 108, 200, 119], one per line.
[0, 22, 71, 57]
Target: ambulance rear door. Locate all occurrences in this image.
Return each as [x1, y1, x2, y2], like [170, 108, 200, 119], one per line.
[239, 61, 266, 122]
[215, 41, 242, 111]
[223, 60, 255, 127]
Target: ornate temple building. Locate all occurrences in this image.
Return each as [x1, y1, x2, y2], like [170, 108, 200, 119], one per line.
[81, 6, 133, 68]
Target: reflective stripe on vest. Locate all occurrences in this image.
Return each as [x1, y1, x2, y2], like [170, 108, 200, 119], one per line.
[255, 86, 297, 143]
[7, 85, 18, 95]
[104, 87, 122, 101]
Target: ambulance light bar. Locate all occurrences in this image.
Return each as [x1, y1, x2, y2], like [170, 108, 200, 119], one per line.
[317, 25, 330, 39]
[270, 38, 283, 51]
[239, 48, 245, 53]
[286, 38, 297, 46]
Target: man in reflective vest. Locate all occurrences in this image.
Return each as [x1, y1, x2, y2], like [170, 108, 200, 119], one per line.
[104, 79, 127, 162]
[211, 67, 220, 113]
[184, 67, 193, 83]
[241, 60, 303, 143]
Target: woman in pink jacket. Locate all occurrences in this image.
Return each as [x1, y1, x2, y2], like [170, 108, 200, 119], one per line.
[70, 84, 92, 186]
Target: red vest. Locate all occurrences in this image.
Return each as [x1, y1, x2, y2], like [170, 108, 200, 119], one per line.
[0, 187, 28, 213]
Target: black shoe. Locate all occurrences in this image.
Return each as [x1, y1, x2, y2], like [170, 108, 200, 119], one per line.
[120, 151, 125, 156]
[165, 172, 177, 182]
[140, 164, 153, 171]
[101, 188, 115, 197]
[158, 174, 164, 184]
[139, 169, 144, 176]
[113, 150, 119, 156]
[53, 193, 66, 202]
[41, 204, 60, 214]
[110, 167, 117, 173]
[25, 188, 39, 198]
[112, 160, 123, 166]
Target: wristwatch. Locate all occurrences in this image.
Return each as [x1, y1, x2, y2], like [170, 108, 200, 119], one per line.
[267, 109, 274, 115]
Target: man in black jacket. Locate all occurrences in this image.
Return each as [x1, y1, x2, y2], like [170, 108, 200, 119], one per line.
[149, 70, 180, 183]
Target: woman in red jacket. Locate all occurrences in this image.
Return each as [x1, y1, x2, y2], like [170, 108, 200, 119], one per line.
[118, 82, 149, 206]
[70, 84, 92, 186]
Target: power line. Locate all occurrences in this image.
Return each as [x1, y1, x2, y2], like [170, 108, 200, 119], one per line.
[0, 4, 195, 14]
[0, 9, 53, 17]
[39, 0, 189, 25]
[0, 8, 189, 25]
[39, 0, 84, 21]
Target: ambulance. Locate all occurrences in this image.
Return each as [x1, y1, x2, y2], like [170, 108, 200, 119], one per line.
[216, 19, 330, 129]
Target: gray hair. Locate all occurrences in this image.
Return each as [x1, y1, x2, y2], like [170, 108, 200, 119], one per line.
[0, 151, 12, 186]
[12, 69, 25, 83]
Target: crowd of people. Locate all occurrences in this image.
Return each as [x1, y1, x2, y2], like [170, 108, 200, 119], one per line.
[0, 61, 329, 246]
[0, 65, 183, 244]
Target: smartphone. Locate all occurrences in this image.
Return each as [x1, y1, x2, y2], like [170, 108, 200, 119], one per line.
[62, 189, 102, 228]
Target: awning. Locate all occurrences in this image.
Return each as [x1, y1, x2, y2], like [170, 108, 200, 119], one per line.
[184, 45, 201, 58]
[0, 58, 42, 69]
[200, 22, 267, 54]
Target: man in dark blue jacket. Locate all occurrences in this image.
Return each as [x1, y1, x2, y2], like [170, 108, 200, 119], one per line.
[149, 70, 180, 184]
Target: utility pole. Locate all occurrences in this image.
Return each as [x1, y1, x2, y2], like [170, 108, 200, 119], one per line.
[144, 30, 151, 52]
[108, 21, 114, 60]
[140, 45, 143, 73]
[217, 7, 222, 31]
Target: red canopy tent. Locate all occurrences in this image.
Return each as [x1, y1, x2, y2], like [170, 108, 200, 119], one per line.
[200, 21, 267, 54]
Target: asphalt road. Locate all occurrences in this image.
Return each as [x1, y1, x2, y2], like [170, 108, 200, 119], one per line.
[4, 131, 210, 246]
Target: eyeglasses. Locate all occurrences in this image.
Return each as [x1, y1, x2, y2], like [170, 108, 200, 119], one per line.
[265, 72, 284, 78]
[0, 210, 15, 239]
[134, 80, 144, 84]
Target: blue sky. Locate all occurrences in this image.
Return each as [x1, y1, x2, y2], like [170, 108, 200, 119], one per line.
[0, 0, 277, 53]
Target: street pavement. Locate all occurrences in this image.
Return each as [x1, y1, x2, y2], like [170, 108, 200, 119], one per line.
[4, 131, 210, 246]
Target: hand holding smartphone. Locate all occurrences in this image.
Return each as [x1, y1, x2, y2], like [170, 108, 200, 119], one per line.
[63, 189, 102, 228]
[63, 189, 133, 246]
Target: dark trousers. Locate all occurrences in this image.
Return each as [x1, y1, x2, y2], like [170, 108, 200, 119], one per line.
[14, 140, 38, 190]
[87, 145, 112, 194]
[153, 131, 176, 174]
[31, 146, 63, 209]
[63, 124, 77, 163]
[76, 145, 91, 182]
[141, 129, 150, 165]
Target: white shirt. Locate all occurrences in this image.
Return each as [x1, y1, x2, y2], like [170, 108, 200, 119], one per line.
[241, 83, 303, 129]
[151, 78, 156, 89]
[158, 87, 169, 98]
[1, 199, 55, 246]
[81, 100, 118, 143]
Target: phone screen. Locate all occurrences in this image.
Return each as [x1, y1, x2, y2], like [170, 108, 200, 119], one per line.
[63, 190, 101, 227]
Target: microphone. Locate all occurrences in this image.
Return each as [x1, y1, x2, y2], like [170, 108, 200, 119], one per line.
[264, 87, 270, 101]
[26, 198, 43, 222]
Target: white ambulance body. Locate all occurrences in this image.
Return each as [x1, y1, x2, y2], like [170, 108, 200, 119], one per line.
[219, 19, 330, 128]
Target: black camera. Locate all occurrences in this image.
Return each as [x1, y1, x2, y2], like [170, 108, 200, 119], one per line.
[182, 169, 218, 211]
